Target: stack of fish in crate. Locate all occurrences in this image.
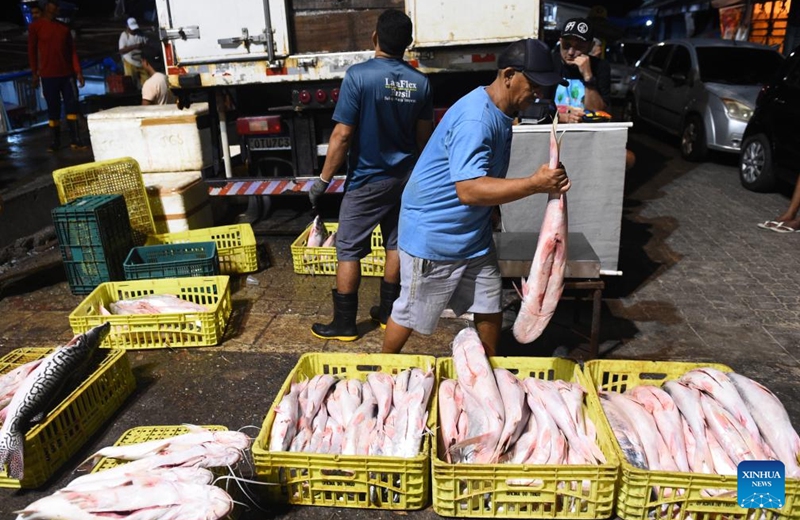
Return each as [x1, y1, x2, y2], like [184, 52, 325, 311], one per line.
[291, 215, 385, 276]
[585, 359, 800, 520]
[0, 323, 136, 488]
[431, 328, 619, 519]
[253, 352, 436, 510]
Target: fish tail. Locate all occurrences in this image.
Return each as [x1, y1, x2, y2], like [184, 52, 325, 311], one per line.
[589, 440, 606, 464]
[76, 453, 100, 473]
[0, 431, 24, 480]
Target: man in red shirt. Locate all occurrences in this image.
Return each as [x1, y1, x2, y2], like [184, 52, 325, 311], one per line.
[28, 0, 86, 152]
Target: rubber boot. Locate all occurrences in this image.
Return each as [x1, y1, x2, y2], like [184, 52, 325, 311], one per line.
[311, 289, 358, 341]
[47, 122, 61, 153]
[369, 280, 400, 330]
[67, 117, 88, 150]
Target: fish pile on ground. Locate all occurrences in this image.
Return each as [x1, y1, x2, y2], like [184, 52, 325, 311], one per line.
[440, 327, 606, 467]
[269, 368, 434, 457]
[305, 215, 336, 272]
[0, 323, 110, 480]
[14, 425, 251, 520]
[599, 367, 800, 480]
[98, 294, 209, 315]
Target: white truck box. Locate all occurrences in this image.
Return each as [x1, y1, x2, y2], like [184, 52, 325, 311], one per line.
[87, 103, 212, 173]
[407, 0, 540, 47]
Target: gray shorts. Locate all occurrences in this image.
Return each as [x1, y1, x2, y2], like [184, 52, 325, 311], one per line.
[337, 177, 405, 261]
[391, 249, 502, 335]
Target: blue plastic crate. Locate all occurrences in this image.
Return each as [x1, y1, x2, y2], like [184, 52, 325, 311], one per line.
[52, 195, 133, 295]
[123, 242, 219, 280]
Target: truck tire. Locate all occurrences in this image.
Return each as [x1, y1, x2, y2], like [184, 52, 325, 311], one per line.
[739, 133, 776, 192]
[680, 115, 707, 162]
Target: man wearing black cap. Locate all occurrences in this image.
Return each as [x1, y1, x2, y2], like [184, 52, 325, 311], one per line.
[551, 17, 611, 124]
[381, 38, 571, 356]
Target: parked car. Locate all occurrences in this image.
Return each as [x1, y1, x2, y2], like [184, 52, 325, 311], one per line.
[739, 46, 800, 192]
[606, 39, 652, 100]
[624, 39, 784, 161]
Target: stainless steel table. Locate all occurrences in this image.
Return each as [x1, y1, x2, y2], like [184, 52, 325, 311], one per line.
[494, 232, 604, 359]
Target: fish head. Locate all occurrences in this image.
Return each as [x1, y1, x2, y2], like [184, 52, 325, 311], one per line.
[78, 322, 111, 350]
[215, 431, 252, 451]
[512, 317, 546, 346]
[439, 379, 456, 398]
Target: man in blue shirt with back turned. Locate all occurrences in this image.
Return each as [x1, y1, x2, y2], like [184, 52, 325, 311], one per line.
[382, 38, 571, 356]
[308, 9, 433, 341]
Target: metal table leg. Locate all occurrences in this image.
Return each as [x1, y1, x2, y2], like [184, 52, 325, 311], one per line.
[563, 279, 605, 360]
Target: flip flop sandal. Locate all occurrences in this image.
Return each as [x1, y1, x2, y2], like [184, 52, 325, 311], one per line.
[757, 220, 782, 230]
[769, 222, 798, 233]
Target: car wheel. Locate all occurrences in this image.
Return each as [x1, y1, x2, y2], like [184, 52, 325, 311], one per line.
[739, 133, 775, 192]
[680, 115, 707, 162]
[622, 96, 638, 124]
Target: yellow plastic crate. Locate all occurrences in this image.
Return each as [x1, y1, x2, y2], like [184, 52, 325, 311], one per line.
[252, 352, 436, 510]
[53, 157, 156, 246]
[146, 224, 258, 275]
[68, 276, 232, 349]
[432, 356, 619, 519]
[584, 359, 800, 520]
[290, 222, 385, 277]
[0, 347, 135, 488]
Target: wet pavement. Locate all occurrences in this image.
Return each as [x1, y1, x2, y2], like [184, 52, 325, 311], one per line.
[0, 121, 799, 518]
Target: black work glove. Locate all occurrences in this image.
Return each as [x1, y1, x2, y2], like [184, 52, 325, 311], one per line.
[308, 177, 330, 208]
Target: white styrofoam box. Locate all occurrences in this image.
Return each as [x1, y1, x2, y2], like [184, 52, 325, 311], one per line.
[143, 171, 214, 234]
[88, 103, 212, 172]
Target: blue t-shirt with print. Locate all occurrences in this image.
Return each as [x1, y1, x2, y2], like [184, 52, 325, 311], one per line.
[333, 57, 433, 191]
[555, 79, 587, 110]
[399, 87, 513, 261]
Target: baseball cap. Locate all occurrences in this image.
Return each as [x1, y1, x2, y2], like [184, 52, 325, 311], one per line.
[127, 17, 139, 31]
[497, 39, 568, 87]
[141, 45, 162, 63]
[561, 18, 593, 42]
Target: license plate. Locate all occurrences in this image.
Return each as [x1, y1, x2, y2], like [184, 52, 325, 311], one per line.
[249, 136, 291, 150]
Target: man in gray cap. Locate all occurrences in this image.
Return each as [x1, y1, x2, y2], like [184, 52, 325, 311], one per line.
[551, 17, 611, 123]
[381, 38, 571, 356]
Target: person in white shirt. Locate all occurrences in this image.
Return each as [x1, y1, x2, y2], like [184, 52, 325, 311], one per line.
[140, 45, 175, 105]
[118, 17, 148, 89]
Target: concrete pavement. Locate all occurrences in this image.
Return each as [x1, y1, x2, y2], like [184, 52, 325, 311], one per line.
[0, 122, 798, 518]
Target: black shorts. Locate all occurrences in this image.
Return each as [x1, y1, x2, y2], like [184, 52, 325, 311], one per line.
[336, 176, 406, 261]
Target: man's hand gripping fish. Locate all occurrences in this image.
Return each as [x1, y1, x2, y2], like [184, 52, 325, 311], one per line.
[513, 119, 568, 344]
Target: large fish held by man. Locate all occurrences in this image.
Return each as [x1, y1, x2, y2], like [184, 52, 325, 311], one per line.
[0, 322, 110, 480]
[513, 119, 568, 344]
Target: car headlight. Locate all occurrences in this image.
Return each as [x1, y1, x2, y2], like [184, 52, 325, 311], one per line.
[721, 98, 753, 122]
